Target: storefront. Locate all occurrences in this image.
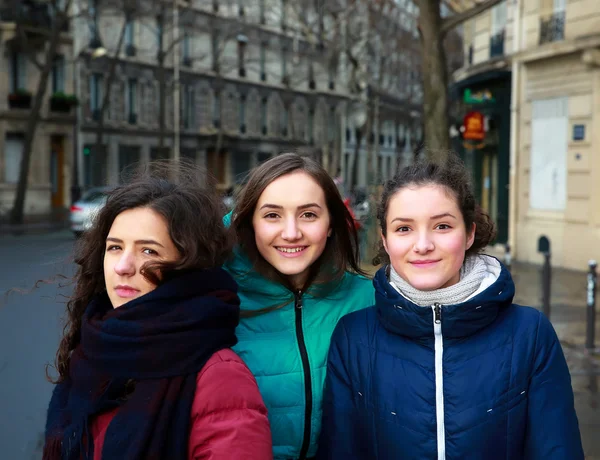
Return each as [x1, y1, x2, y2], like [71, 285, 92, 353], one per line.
[451, 70, 511, 245]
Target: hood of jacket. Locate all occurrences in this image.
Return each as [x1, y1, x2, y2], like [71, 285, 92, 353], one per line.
[374, 254, 515, 339]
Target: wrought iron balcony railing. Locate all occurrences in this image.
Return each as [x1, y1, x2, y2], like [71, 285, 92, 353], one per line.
[540, 11, 565, 45]
[489, 30, 505, 58]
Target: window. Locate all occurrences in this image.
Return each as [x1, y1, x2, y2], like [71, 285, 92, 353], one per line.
[125, 20, 134, 46]
[182, 31, 191, 63]
[156, 15, 163, 50]
[281, 105, 288, 136]
[183, 86, 195, 129]
[308, 62, 315, 89]
[239, 95, 247, 132]
[4, 134, 24, 184]
[261, 97, 267, 134]
[90, 73, 103, 113]
[89, 0, 99, 46]
[127, 78, 138, 124]
[260, 42, 267, 81]
[281, 0, 287, 30]
[238, 34, 248, 76]
[491, 1, 507, 35]
[9, 52, 27, 93]
[281, 46, 288, 83]
[553, 0, 566, 12]
[259, 0, 266, 24]
[52, 56, 65, 93]
[328, 107, 336, 142]
[212, 29, 220, 72]
[213, 92, 221, 127]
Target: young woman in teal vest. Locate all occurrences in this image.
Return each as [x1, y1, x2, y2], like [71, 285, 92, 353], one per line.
[225, 153, 374, 459]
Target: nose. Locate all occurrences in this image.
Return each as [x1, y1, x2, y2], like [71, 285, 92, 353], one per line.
[281, 216, 302, 241]
[413, 230, 434, 254]
[114, 251, 136, 277]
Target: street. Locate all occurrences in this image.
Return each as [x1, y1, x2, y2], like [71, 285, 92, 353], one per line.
[0, 231, 75, 459]
[0, 231, 598, 459]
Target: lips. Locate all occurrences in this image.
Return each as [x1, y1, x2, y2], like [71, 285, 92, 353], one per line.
[115, 286, 140, 298]
[410, 260, 440, 267]
[275, 246, 308, 258]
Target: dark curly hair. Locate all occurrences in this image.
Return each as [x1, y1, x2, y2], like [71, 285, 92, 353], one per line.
[50, 160, 231, 383]
[232, 153, 366, 295]
[376, 153, 496, 264]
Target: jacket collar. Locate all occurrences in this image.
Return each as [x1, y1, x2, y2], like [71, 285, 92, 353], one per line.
[374, 256, 515, 339]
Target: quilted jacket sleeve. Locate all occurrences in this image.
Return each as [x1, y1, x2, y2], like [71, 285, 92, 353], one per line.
[524, 312, 584, 459]
[189, 351, 273, 460]
[317, 318, 369, 460]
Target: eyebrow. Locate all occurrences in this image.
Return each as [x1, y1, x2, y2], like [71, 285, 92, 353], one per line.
[259, 203, 323, 211]
[390, 212, 457, 223]
[106, 237, 165, 247]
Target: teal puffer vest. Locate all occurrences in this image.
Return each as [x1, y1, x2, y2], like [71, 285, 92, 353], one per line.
[224, 247, 374, 459]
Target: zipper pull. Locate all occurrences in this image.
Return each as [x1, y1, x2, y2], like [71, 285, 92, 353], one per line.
[295, 290, 303, 309]
[433, 303, 442, 324]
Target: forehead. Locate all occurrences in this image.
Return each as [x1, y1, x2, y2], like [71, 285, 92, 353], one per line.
[257, 172, 326, 206]
[109, 207, 169, 237]
[388, 184, 460, 216]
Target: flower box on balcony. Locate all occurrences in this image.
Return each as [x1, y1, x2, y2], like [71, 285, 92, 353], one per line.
[8, 90, 32, 109]
[49, 92, 78, 113]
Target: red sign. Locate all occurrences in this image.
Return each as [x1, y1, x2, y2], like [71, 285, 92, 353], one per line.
[463, 111, 485, 141]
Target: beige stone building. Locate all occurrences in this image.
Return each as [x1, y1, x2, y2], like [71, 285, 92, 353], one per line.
[0, 2, 75, 216]
[456, 0, 600, 270]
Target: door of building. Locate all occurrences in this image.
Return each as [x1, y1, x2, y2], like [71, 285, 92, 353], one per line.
[50, 136, 65, 208]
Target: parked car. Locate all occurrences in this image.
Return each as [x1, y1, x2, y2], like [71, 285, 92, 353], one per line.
[70, 187, 111, 237]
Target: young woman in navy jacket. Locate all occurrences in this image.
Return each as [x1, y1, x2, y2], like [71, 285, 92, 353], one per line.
[318, 155, 584, 459]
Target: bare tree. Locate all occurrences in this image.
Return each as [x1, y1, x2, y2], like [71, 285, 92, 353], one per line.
[416, 0, 504, 154]
[8, 0, 74, 224]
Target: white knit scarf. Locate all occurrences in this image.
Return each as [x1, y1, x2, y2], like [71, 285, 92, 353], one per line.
[388, 254, 489, 307]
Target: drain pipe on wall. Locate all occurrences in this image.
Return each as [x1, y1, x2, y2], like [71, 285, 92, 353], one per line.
[508, 0, 523, 261]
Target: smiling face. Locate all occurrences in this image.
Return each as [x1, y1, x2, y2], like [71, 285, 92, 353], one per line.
[382, 184, 475, 291]
[103, 207, 181, 308]
[252, 171, 331, 289]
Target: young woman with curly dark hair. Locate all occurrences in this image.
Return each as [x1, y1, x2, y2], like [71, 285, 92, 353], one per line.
[43, 162, 272, 460]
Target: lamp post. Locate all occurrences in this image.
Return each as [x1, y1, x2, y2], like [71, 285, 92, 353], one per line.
[72, 0, 107, 203]
[172, 0, 180, 162]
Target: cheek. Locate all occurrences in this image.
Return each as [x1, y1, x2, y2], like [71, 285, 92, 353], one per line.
[306, 222, 330, 246]
[384, 235, 412, 257]
[440, 234, 469, 264]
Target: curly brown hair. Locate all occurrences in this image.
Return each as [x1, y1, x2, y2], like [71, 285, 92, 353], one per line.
[375, 153, 496, 264]
[50, 160, 232, 383]
[232, 153, 366, 295]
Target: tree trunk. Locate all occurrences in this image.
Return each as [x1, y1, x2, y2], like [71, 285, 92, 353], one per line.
[418, 0, 450, 157]
[10, 2, 70, 224]
[94, 18, 128, 171]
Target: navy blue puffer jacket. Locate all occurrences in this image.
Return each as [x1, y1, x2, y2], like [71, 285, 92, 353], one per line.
[318, 256, 583, 460]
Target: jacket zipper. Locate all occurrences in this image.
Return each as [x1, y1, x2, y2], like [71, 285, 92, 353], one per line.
[432, 302, 446, 460]
[295, 291, 312, 460]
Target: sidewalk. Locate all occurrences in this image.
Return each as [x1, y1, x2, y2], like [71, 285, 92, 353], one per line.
[0, 207, 70, 236]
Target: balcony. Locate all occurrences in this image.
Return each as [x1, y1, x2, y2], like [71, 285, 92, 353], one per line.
[0, 2, 69, 33]
[49, 93, 78, 113]
[7, 91, 32, 109]
[489, 30, 505, 58]
[539, 11, 565, 45]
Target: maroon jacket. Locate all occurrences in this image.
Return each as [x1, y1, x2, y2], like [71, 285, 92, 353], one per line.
[90, 349, 272, 459]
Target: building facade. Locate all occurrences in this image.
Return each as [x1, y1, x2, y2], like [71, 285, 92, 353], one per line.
[455, 0, 600, 270]
[0, 1, 75, 216]
[77, 0, 424, 196]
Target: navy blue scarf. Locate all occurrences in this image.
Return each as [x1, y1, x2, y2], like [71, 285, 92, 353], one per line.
[43, 268, 240, 460]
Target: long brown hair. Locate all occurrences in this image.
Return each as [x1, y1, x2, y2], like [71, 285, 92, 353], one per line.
[51, 160, 231, 383]
[232, 153, 366, 295]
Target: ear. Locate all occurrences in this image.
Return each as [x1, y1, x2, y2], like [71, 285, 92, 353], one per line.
[466, 222, 476, 250]
[381, 230, 390, 254]
[328, 227, 332, 237]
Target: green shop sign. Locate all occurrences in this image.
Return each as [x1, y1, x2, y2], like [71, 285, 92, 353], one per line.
[464, 88, 495, 104]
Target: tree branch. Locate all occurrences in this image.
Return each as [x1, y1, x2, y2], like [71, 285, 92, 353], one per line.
[440, 0, 504, 35]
